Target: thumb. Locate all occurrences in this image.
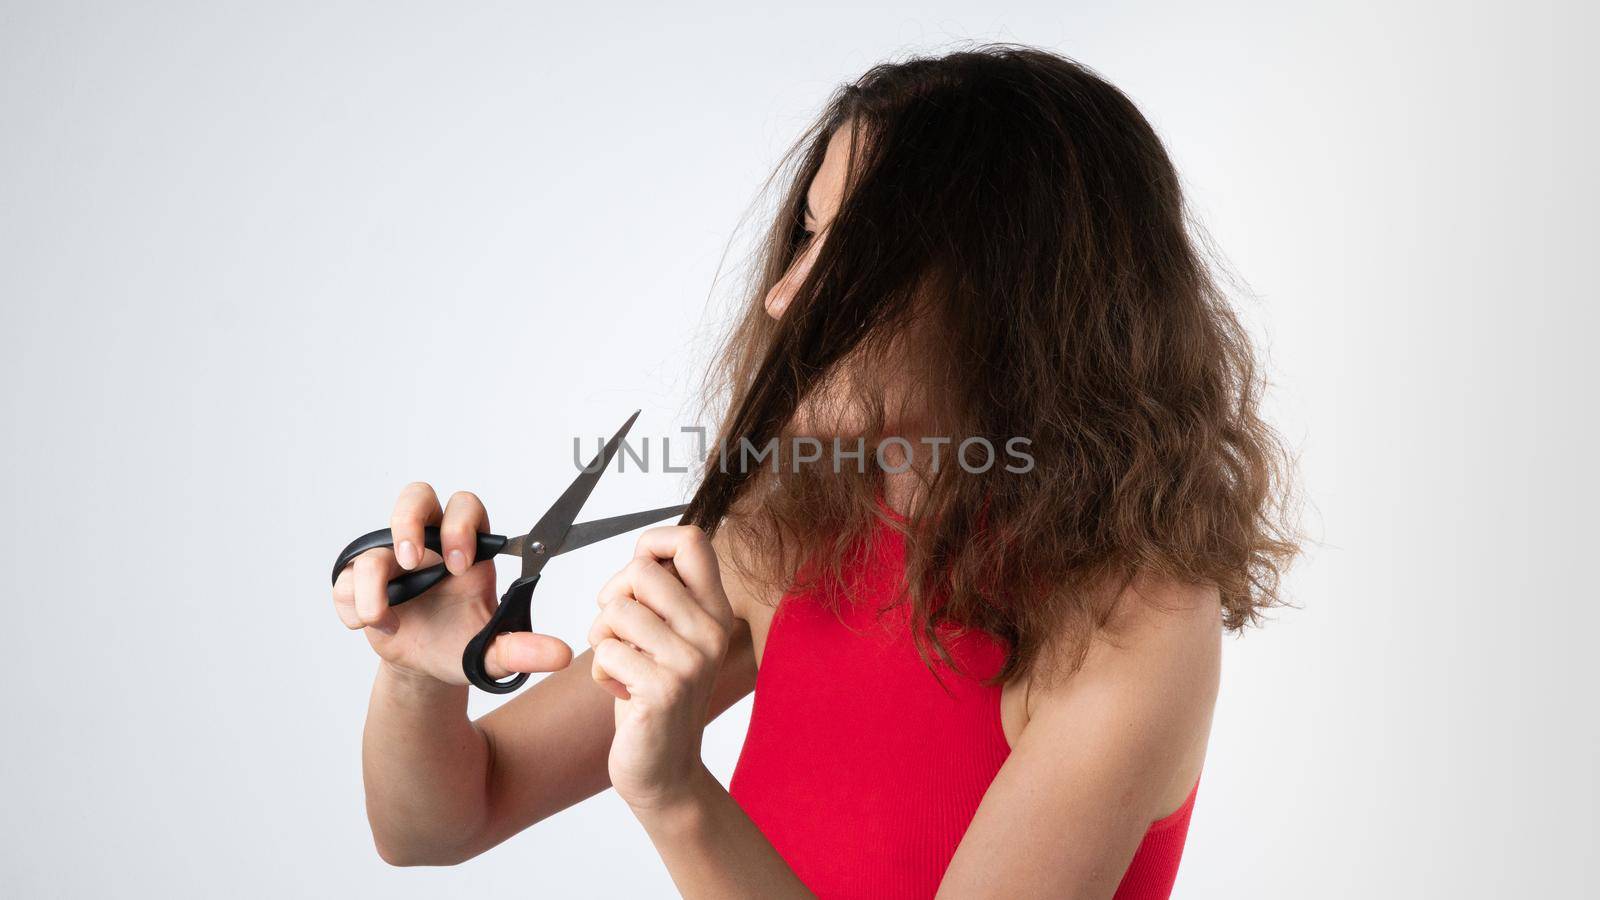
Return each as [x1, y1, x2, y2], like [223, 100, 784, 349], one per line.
[486, 632, 574, 676]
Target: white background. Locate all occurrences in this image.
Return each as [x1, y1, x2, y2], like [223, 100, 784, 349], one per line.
[2, 1, 1595, 897]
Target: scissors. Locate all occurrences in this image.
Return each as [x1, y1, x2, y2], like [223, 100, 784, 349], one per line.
[331, 411, 687, 694]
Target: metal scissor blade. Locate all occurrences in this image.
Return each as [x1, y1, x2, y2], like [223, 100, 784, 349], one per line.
[519, 411, 641, 578]
[553, 503, 690, 557]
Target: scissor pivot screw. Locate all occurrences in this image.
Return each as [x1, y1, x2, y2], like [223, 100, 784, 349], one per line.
[530, 541, 547, 555]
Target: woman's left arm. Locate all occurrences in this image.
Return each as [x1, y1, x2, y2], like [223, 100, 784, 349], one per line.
[592, 527, 1220, 898]
[588, 525, 814, 899]
[937, 576, 1223, 900]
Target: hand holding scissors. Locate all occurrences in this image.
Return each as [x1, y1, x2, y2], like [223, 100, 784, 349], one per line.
[331, 412, 687, 693]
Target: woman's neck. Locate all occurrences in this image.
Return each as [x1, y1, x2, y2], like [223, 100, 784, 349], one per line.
[877, 430, 933, 518]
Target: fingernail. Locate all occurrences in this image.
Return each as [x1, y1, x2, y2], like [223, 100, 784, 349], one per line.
[448, 549, 466, 574]
[373, 618, 398, 636]
[396, 540, 418, 570]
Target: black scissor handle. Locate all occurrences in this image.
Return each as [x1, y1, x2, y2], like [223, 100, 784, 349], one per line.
[462, 574, 539, 693]
[330, 526, 510, 607]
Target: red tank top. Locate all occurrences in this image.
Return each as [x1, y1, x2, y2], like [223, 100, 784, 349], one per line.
[728, 517, 1198, 898]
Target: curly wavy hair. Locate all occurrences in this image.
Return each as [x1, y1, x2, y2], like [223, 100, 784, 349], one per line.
[683, 45, 1300, 682]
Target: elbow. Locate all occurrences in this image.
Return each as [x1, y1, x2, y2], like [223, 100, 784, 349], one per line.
[372, 833, 475, 868]
[373, 841, 419, 868]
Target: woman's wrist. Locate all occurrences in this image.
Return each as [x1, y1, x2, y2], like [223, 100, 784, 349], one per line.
[625, 763, 814, 897]
[376, 659, 464, 705]
[626, 763, 722, 838]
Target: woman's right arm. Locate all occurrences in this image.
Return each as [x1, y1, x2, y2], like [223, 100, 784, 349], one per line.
[334, 483, 757, 866]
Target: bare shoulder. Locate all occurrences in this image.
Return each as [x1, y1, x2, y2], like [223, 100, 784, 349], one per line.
[710, 528, 780, 624]
[710, 527, 790, 672]
[1100, 571, 1224, 662]
[686, 527, 767, 716]
[1013, 572, 1221, 813]
[1030, 573, 1221, 710]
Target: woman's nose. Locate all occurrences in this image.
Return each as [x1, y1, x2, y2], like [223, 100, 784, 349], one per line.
[763, 276, 794, 320]
[764, 237, 820, 320]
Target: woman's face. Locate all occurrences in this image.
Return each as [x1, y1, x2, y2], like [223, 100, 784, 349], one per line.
[765, 123, 929, 441]
[764, 124, 853, 320]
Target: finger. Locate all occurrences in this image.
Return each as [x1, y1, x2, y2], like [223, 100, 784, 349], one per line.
[634, 526, 726, 619]
[598, 559, 723, 658]
[352, 547, 399, 629]
[332, 570, 363, 630]
[598, 557, 694, 617]
[365, 609, 400, 639]
[592, 637, 660, 696]
[390, 482, 443, 571]
[486, 632, 573, 676]
[441, 491, 490, 576]
[588, 596, 694, 667]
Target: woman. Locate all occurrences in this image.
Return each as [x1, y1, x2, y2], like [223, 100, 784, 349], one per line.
[333, 45, 1298, 898]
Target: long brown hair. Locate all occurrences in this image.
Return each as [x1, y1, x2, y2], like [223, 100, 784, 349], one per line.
[683, 45, 1299, 682]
